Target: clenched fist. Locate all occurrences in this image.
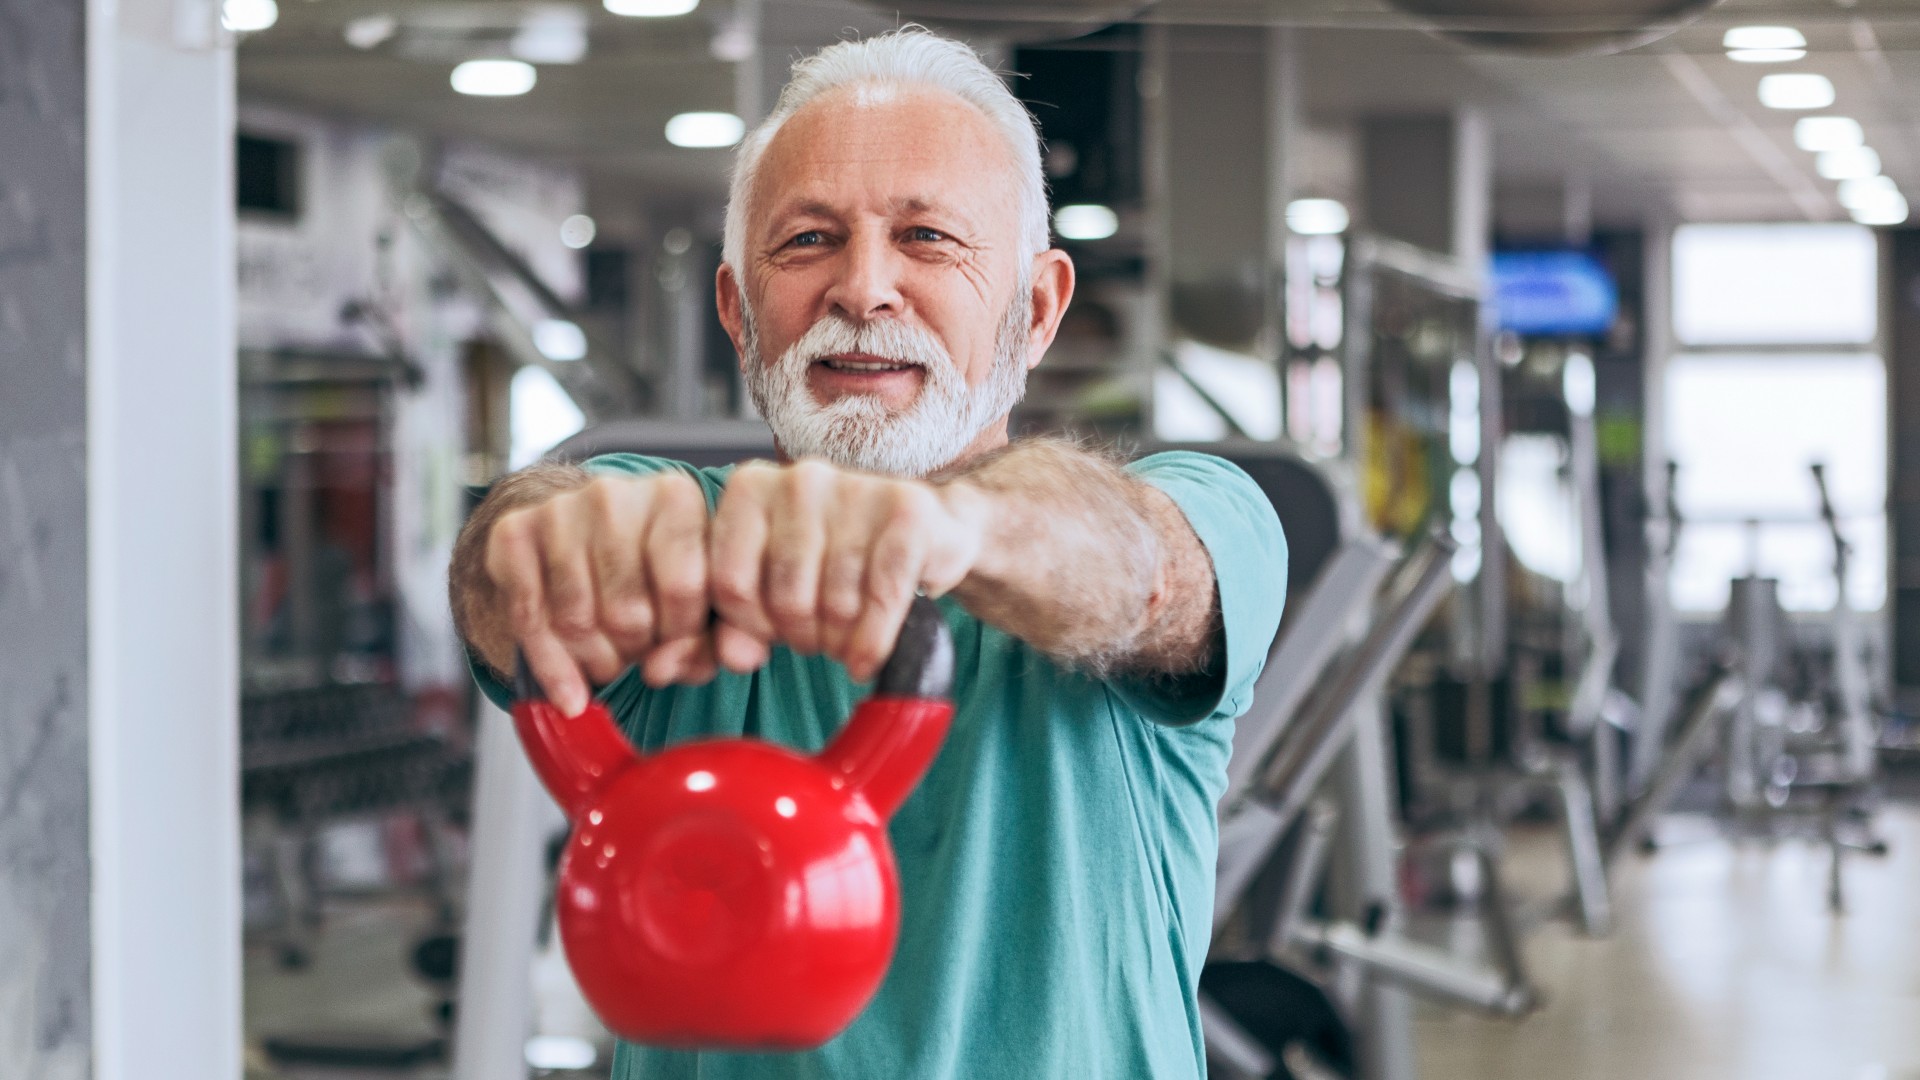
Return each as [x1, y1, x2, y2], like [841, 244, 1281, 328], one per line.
[459, 459, 987, 717]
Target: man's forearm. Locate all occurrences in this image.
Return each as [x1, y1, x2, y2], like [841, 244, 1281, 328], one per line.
[448, 461, 592, 677]
[937, 439, 1219, 677]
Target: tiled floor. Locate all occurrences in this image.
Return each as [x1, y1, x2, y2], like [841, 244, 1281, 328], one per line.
[1414, 806, 1920, 1080]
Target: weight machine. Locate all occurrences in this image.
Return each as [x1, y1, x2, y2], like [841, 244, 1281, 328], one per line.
[1193, 447, 1538, 1080]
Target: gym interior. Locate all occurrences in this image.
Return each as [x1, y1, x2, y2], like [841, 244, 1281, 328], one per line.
[7, 1, 1920, 1078]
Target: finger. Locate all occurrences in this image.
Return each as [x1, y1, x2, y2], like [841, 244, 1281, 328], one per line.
[842, 518, 929, 682]
[764, 464, 834, 653]
[523, 629, 592, 719]
[643, 634, 715, 688]
[708, 468, 777, 642]
[646, 473, 711, 644]
[816, 511, 873, 662]
[588, 481, 655, 660]
[485, 511, 549, 651]
[714, 619, 771, 675]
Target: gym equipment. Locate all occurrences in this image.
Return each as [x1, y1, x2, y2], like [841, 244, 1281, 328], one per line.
[1206, 528, 1539, 1080]
[1614, 463, 1889, 912]
[1384, 0, 1717, 55]
[509, 598, 954, 1048]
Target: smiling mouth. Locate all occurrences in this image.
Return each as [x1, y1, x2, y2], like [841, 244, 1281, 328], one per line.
[815, 353, 918, 373]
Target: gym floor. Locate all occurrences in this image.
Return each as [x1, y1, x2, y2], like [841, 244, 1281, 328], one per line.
[1415, 805, 1920, 1080]
[246, 805, 1920, 1080]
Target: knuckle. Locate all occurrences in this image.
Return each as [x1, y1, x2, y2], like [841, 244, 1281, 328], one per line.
[654, 565, 706, 608]
[601, 599, 654, 640]
[766, 586, 812, 623]
[709, 569, 756, 610]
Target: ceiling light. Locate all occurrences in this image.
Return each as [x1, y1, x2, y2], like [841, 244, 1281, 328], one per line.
[1287, 198, 1350, 236]
[1723, 26, 1806, 51]
[604, 0, 698, 16]
[665, 111, 744, 148]
[511, 9, 588, 65]
[1837, 175, 1898, 211]
[1815, 146, 1880, 180]
[1053, 204, 1119, 241]
[1728, 48, 1804, 63]
[451, 59, 537, 97]
[343, 14, 397, 50]
[1851, 194, 1908, 227]
[533, 319, 587, 361]
[1794, 116, 1863, 152]
[1758, 73, 1834, 110]
[560, 214, 597, 249]
[221, 0, 278, 33]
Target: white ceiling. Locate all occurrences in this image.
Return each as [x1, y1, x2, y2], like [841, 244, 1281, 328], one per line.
[236, 0, 1920, 226]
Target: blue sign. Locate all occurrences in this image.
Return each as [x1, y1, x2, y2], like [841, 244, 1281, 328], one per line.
[1490, 250, 1619, 337]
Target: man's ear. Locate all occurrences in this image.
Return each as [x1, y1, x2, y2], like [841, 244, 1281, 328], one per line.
[1024, 248, 1076, 371]
[715, 261, 748, 375]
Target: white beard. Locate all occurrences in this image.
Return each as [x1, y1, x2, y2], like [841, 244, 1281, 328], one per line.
[741, 291, 1033, 479]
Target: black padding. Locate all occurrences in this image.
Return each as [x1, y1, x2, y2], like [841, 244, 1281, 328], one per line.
[1201, 960, 1356, 1080]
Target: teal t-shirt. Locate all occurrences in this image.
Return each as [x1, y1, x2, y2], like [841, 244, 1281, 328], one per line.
[474, 450, 1286, 1080]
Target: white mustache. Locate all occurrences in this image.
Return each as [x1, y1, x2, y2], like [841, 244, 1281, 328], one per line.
[782, 314, 954, 374]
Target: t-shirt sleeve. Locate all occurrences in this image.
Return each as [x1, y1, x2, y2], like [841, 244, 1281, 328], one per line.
[1107, 451, 1288, 726]
[462, 454, 724, 710]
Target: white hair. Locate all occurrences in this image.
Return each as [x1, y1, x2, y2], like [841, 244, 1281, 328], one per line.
[721, 27, 1051, 274]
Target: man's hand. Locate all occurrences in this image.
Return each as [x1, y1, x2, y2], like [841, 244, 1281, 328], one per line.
[706, 460, 984, 682]
[451, 459, 985, 717]
[469, 469, 715, 716]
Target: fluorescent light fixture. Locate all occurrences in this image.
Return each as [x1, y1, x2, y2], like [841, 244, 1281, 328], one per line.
[1851, 194, 1908, 226]
[1728, 48, 1805, 63]
[1286, 198, 1350, 236]
[1815, 145, 1880, 180]
[1794, 116, 1863, 152]
[1837, 175, 1898, 210]
[1723, 26, 1805, 50]
[1052, 204, 1119, 241]
[221, 0, 278, 32]
[343, 14, 397, 49]
[665, 111, 744, 147]
[1758, 73, 1835, 110]
[525, 1036, 598, 1071]
[533, 319, 587, 361]
[451, 59, 537, 97]
[560, 214, 597, 249]
[605, 0, 698, 15]
[511, 9, 588, 64]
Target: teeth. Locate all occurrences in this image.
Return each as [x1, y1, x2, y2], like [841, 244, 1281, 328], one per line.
[823, 359, 911, 372]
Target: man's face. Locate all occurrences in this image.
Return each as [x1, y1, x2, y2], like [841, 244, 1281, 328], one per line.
[717, 85, 1072, 477]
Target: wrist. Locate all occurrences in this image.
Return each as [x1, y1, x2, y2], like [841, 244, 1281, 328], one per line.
[932, 478, 1000, 587]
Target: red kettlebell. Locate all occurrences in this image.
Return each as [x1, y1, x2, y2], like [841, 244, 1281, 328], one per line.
[509, 597, 955, 1050]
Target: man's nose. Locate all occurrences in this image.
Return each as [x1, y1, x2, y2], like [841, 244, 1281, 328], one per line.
[823, 230, 906, 322]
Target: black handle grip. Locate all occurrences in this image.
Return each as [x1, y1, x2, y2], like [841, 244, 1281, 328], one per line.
[513, 596, 954, 702]
[873, 596, 954, 700]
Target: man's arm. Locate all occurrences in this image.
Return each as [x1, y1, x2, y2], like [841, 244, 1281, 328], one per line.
[937, 438, 1221, 677]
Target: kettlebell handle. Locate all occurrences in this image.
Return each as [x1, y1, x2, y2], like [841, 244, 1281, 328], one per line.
[511, 598, 954, 821]
[512, 596, 954, 704]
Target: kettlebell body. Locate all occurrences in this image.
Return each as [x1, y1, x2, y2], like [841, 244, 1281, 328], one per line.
[510, 598, 955, 1049]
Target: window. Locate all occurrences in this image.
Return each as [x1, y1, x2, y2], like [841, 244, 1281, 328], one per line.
[1666, 221, 1885, 614]
[1665, 354, 1884, 612]
[1673, 223, 1876, 346]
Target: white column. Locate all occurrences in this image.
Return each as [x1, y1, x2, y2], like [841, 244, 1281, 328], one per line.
[87, 1, 240, 1078]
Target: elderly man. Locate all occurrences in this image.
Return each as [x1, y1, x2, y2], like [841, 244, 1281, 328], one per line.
[450, 28, 1286, 1080]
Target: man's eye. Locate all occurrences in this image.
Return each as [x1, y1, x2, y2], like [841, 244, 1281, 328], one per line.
[788, 231, 824, 248]
[908, 227, 948, 243]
